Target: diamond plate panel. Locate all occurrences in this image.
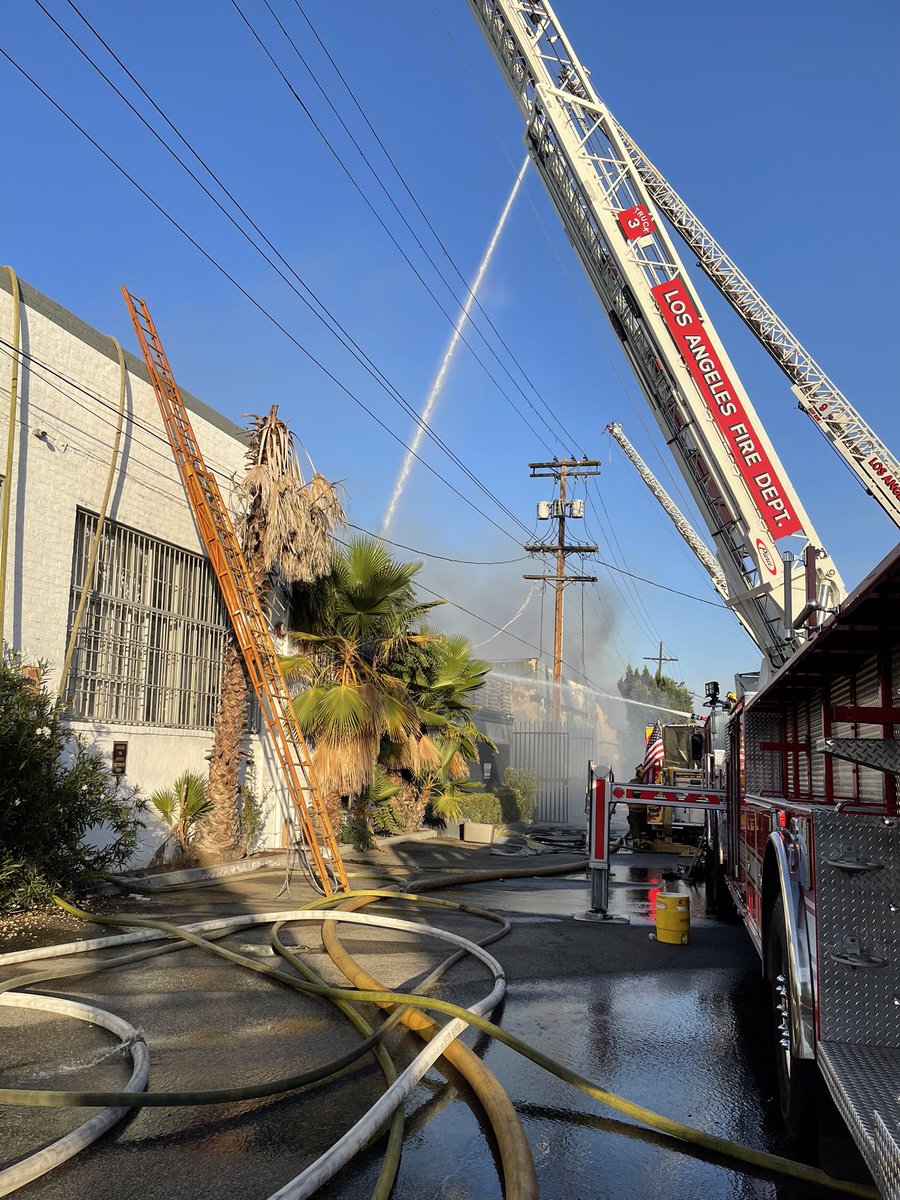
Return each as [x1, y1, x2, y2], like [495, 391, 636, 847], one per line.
[814, 811, 899, 1046]
[745, 710, 782, 795]
[817, 737, 900, 774]
[876, 1113, 900, 1200]
[818, 1042, 900, 1200]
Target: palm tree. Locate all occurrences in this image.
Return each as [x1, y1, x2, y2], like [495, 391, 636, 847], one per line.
[287, 546, 491, 838]
[200, 407, 344, 859]
[286, 537, 441, 826]
[148, 771, 213, 866]
[396, 630, 492, 827]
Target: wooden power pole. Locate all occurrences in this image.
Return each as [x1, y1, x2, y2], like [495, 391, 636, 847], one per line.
[524, 458, 600, 720]
[644, 640, 678, 683]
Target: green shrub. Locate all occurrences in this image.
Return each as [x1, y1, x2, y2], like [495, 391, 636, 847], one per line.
[497, 767, 539, 825]
[237, 766, 268, 855]
[457, 791, 501, 826]
[340, 815, 375, 852]
[0, 655, 145, 914]
[372, 798, 404, 836]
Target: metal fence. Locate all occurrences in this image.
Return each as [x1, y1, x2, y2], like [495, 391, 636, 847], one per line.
[510, 721, 593, 825]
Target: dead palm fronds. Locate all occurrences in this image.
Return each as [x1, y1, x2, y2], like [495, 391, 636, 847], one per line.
[237, 405, 345, 586]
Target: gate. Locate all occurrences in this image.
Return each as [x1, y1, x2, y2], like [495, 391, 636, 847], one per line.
[510, 723, 592, 825]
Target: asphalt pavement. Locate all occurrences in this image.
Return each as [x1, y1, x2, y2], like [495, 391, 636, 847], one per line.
[0, 834, 873, 1200]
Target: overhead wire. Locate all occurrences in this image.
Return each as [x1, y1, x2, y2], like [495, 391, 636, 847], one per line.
[586, 478, 669, 648]
[227, 0, 558, 457]
[433, 0, 713, 629]
[254, 0, 575, 457]
[432, 0, 698, 515]
[0, 45, 534, 549]
[290, 0, 580, 456]
[345, 522, 528, 567]
[0, 338, 238, 490]
[429, 1, 678, 653]
[30, 4, 537, 543]
[52, 0, 563, 504]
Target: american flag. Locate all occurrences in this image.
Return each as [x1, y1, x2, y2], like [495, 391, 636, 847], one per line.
[642, 720, 664, 783]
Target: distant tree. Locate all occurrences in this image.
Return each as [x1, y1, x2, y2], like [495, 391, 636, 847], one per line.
[617, 664, 693, 753]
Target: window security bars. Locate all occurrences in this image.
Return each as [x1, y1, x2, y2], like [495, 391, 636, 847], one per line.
[64, 510, 228, 728]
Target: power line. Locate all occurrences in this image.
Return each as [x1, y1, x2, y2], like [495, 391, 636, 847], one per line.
[587, 480, 667, 648]
[33, 2, 535, 542]
[0, 44, 534, 549]
[432, 0, 701, 521]
[259, 0, 578, 456]
[345, 522, 528, 566]
[585, 557, 729, 608]
[0, 338, 238, 487]
[228, 0, 560, 457]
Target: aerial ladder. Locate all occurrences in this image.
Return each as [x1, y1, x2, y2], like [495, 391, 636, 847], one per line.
[604, 421, 757, 627]
[465, 0, 845, 674]
[123, 288, 348, 895]
[614, 126, 900, 530]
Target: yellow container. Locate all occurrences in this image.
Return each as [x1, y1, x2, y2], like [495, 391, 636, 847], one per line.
[655, 892, 690, 945]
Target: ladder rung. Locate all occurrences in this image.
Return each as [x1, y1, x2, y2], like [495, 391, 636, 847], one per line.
[124, 287, 349, 895]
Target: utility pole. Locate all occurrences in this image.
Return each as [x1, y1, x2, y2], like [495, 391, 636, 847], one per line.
[644, 640, 678, 684]
[525, 458, 601, 721]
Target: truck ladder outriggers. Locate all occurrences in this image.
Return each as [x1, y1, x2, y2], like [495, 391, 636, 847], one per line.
[123, 287, 348, 895]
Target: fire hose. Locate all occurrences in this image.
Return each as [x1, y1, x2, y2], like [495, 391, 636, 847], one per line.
[0, 867, 879, 1200]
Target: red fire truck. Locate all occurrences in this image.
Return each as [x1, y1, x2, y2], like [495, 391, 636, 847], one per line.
[468, 2, 900, 1191]
[708, 546, 899, 1171]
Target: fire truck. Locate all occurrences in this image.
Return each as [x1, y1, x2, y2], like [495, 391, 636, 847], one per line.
[466, 1, 900, 1192]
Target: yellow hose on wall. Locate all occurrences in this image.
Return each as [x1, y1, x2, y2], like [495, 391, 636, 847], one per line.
[58, 336, 126, 696]
[0, 266, 20, 642]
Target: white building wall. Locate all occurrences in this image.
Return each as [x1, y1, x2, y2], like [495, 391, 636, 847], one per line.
[0, 274, 295, 861]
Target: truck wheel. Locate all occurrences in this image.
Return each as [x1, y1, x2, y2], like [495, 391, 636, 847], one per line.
[767, 896, 815, 1142]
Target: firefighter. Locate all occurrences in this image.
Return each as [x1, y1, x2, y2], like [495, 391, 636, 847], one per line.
[627, 763, 649, 847]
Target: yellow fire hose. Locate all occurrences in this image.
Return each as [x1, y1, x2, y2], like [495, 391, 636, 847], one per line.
[0, 871, 879, 1200]
[316, 889, 539, 1200]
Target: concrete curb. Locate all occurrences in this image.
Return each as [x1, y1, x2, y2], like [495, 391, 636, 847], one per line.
[104, 829, 440, 891]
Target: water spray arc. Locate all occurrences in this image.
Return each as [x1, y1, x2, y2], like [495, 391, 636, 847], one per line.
[381, 157, 529, 535]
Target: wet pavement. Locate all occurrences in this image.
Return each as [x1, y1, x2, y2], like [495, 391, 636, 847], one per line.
[0, 836, 873, 1200]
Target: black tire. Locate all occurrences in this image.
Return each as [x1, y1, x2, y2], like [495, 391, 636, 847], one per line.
[767, 895, 816, 1142]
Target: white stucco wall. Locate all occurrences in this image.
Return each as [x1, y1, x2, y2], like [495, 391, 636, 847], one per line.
[0, 274, 295, 861]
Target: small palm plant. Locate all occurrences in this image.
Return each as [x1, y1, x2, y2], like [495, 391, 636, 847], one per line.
[149, 771, 213, 867]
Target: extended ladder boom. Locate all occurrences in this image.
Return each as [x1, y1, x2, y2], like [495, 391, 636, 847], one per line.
[467, 0, 844, 671]
[616, 127, 900, 530]
[123, 288, 348, 894]
[605, 422, 758, 646]
[606, 424, 729, 598]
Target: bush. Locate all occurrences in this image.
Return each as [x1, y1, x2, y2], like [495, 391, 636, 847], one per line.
[456, 791, 501, 826]
[340, 814, 375, 852]
[237, 766, 269, 855]
[372, 798, 404, 836]
[497, 767, 538, 825]
[0, 655, 145, 914]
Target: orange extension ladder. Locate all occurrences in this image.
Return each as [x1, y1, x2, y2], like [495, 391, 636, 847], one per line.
[123, 287, 348, 894]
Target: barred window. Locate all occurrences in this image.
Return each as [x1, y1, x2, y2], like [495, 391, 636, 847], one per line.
[64, 510, 228, 727]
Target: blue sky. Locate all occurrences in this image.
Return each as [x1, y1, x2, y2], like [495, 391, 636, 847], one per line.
[2, 0, 898, 706]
